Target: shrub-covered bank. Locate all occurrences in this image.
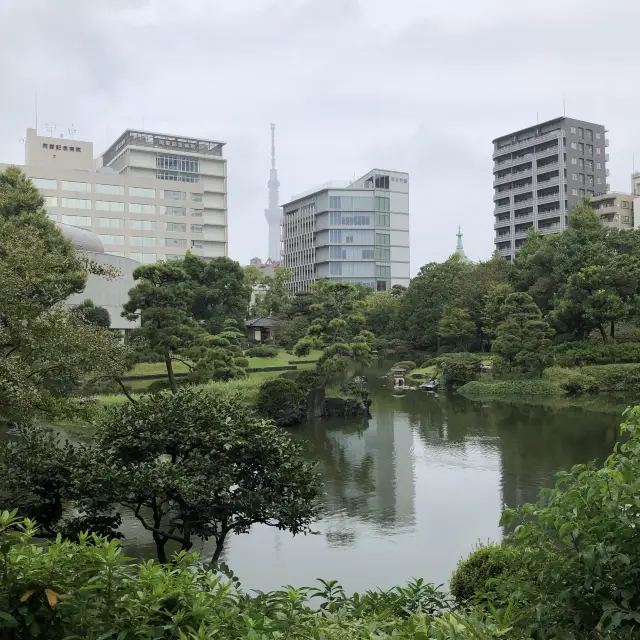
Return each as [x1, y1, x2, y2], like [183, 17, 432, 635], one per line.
[458, 379, 563, 401]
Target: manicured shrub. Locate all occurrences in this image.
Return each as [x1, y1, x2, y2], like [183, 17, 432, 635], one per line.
[581, 363, 640, 393]
[392, 361, 417, 370]
[458, 379, 563, 400]
[255, 377, 304, 421]
[437, 354, 481, 390]
[554, 341, 640, 367]
[449, 544, 516, 605]
[544, 367, 599, 394]
[295, 369, 325, 392]
[245, 345, 279, 358]
[233, 357, 249, 368]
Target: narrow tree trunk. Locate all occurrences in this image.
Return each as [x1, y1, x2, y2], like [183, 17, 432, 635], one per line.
[114, 377, 137, 403]
[165, 357, 178, 393]
[210, 533, 228, 567]
[610, 320, 615, 340]
[598, 324, 608, 343]
[153, 532, 168, 564]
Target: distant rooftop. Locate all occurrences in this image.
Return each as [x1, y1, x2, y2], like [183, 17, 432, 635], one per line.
[102, 129, 226, 166]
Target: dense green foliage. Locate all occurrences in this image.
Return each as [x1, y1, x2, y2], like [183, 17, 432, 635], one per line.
[245, 345, 279, 358]
[554, 341, 640, 367]
[458, 379, 563, 400]
[437, 354, 481, 390]
[71, 298, 111, 328]
[0, 167, 128, 426]
[255, 377, 305, 423]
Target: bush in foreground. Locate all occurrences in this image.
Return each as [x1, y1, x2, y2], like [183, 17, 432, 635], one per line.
[0, 511, 511, 639]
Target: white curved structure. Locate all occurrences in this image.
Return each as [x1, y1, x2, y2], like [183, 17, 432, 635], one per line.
[58, 223, 140, 332]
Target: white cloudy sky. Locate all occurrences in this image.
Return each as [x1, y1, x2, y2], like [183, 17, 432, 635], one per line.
[1, 0, 640, 273]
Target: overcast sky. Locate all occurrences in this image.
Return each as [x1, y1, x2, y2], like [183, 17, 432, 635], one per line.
[1, 0, 640, 273]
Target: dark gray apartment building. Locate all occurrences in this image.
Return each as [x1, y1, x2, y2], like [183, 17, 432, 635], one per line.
[493, 117, 609, 259]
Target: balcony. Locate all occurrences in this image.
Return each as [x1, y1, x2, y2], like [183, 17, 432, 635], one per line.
[536, 176, 559, 188]
[536, 193, 560, 205]
[535, 145, 560, 160]
[537, 160, 559, 172]
[493, 190, 512, 201]
[605, 138, 609, 147]
[514, 227, 533, 239]
[511, 183, 534, 196]
[493, 130, 560, 159]
[538, 224, 562, 235]
[511, 167, 533, 181]
[514, 212, 534, 224]
[493, 173, 513, 187]
[494, 218, 511, 230]
[495, 230, 512, 241]
[537, 207, 562, 219]
[494, 201, 511, 213]
[497, 245, 513, 257]
[605, 154, 610, 162]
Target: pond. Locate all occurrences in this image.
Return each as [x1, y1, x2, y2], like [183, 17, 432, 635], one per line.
[115, 362, 622, 594]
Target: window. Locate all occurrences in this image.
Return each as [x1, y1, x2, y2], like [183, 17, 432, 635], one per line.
[596, 147, 602, 155]
[570, 126, 577, 134]
[160, 206, 186, 216]
[328, 195, 374, 209]
[571, 173, 578, 180]
[130, 236, 156, 247]
[579, 188, 585, 197]
[163, 190, 186, 200]
[191, 240, 203, 249]
[128, 187, 155, 198]
[579, 158, 585, 169]
[596, 132, 601, 140]
[579, 174, 585, 184]
[329, 261, 375, 276]
[578, 127, 583, 138]
[624, 216, 630, 223]
[375, 265, 391, 278]
[374, 175, 390, 189]
[157, 170, 199, 183]
[587, 175, 594, 186]
[96, 183, 124, 195]
[129, 203, 156, 214]
[586, 160, 593, 170]
[61, 180, 91, 192]
[329, 212, 373, 226]
[129, 219, 155, 231]
[97, 217, 123, 228]
[570, 142, 577, 150]
[596, 177, 603, 185]
[571, 157, 577, 165]
[190, 224, 203, 233]
[596, 162, 602, 170]
[156, 155, 199, 173]
[375, 196, 390, 211]
[191, 193, 203, 202]
[586, 144, 593, 155]
[622, 201, 629, 209]
[128, 253, 157, 264]
[106, 251, 125, 257]
[42, 196, 57, 208]
[164, 237, 187, 248]
[375, 213, 390, 227]
[330, 245, 375, 259]
[61, 215, 91, 227]
[189, 208, 203, 217]
[375, 246, 390, 261]
[98, 234, 124, 245]
[61, 198, 91, 209]
[578, 143, 584, 153]
[587, 190, 594, 196]
[586, 129, 593, 141]
[572, 188, 578, 196]
[329, 229, 375, 244]
[96, 200, 125, 212]
[376, 279, 390, 292]
[31, 178, 57, 189]
[165, 222, 186, 233]
[375, 232, 390, 245]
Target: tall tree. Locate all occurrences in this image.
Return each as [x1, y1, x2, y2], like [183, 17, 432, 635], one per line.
[492, 292, 555, 376]
[72, 299, 111, 328]
[437, 307, 476, 351]
[0, 167, 127, 425]
[95, 389, 321, 564]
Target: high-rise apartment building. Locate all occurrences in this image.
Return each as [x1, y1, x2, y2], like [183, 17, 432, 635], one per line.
[281, 169, 410, 294]
[493, 117, 608, 259]
[1, 127, 228, 262]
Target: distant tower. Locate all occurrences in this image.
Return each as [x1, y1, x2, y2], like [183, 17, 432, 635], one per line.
[264, 123, 282, 261]
[455, 225, 471, 263]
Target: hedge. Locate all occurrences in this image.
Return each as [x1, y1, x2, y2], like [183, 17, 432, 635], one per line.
[458, 379, 564, 400]
[245, 345, 279, 358]
[553, 341, 640, 367]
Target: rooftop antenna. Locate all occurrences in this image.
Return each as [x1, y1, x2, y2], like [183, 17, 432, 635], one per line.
[562, 94, 566, 117]
[45, 123, 56, 138]
[68, 125, 76, 139]
[35, 93, 38, 133]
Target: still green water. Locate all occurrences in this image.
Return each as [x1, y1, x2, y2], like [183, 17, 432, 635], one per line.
[117, 365, 621, 594]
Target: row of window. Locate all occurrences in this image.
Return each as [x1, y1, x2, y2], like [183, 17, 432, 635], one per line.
[50, 199, 204, 216]
[376, 213, 390, 227]
[105, 248, 203, 263]
[99, 236, 202, 248]
[325, 276, 392, 292]
[157, 170, 199, 183]
[570, 158, 601, 170]
[156, 155, 199, 173]
[56, 215, 203, 234]
[571, 188, 595, 197]
[569, 126, 601, 141]
[570, 173, 602, 186]
[329, 245, 375, 260]
[30, 178, 203, 201]
[328, 195, 375, 210]
[329, 212, 373, 226]
[326, 230, 392, 246]
[569, 141, 602, 155]
[330, 262, 375, 277]
[375, 196, 390, 212]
